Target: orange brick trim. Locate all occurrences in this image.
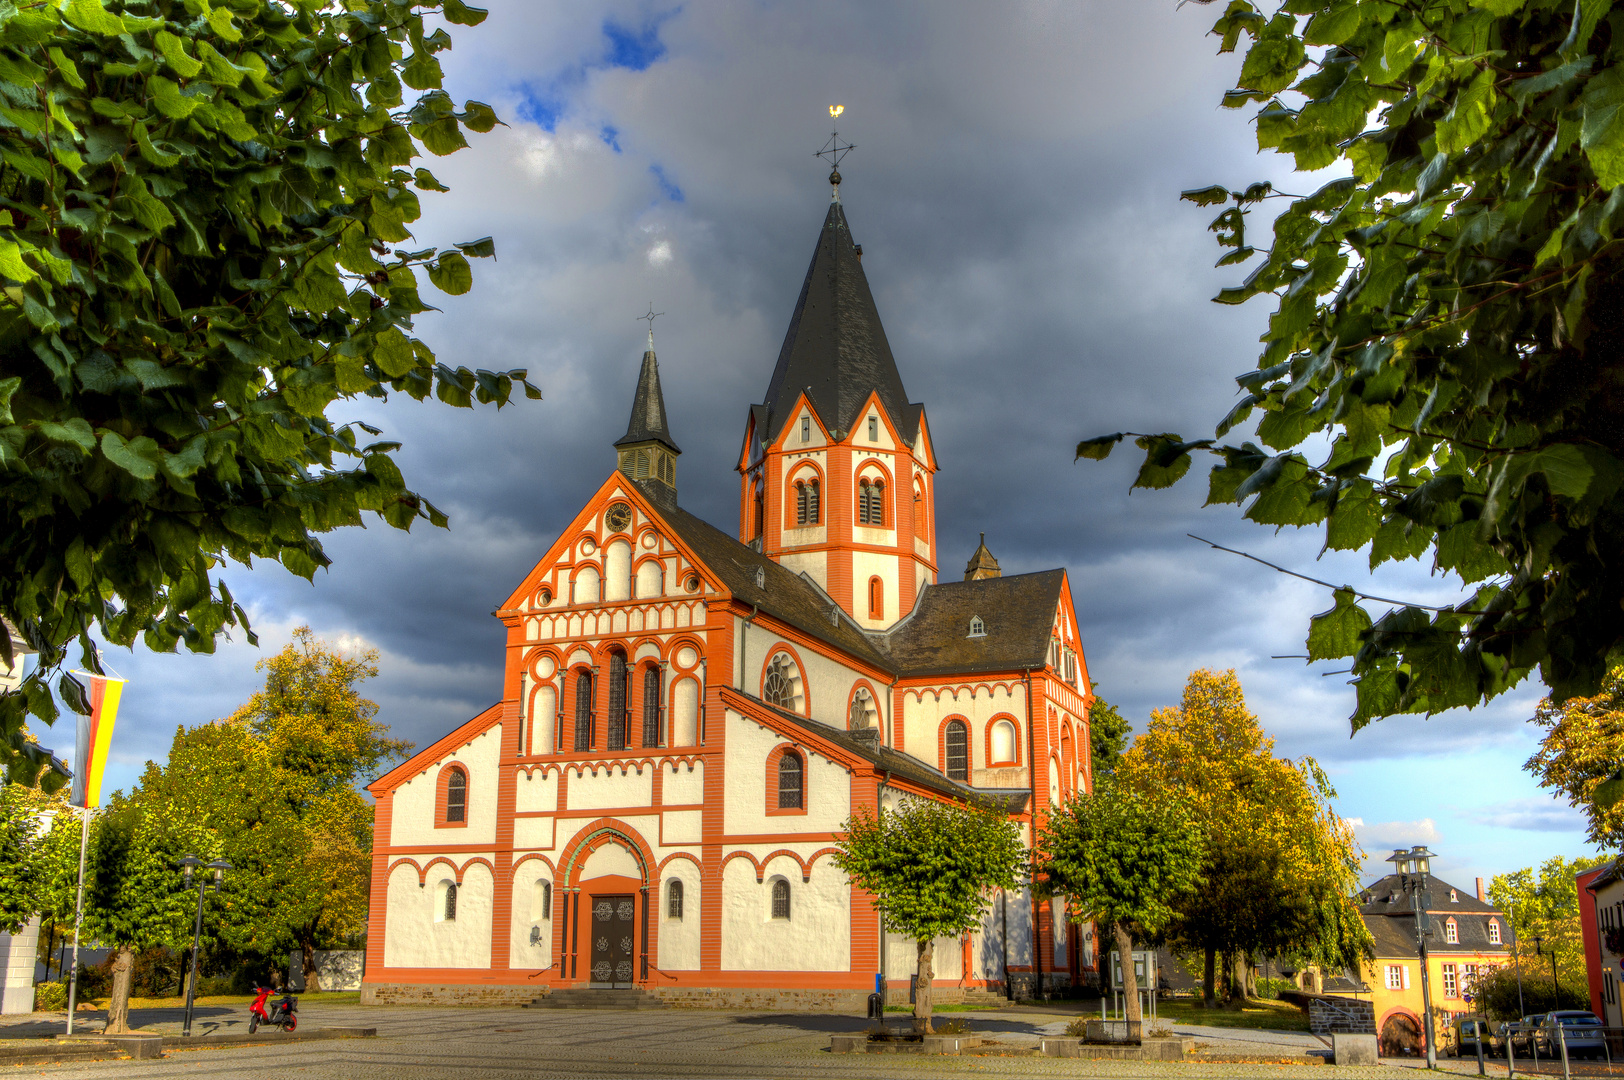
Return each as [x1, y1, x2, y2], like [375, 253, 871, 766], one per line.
[421, 856, 461, 885]
[765, 743, 809, 817]
[937, 716, 971, 779]
[435, 761, 471, 829]
[846, 679, 881, 731]
[555, 818, 657, 888]
[513, 852, 557, 874]
[759, 848, 813, 883]
[720, 850, 762, 879]
[985, 713, 1021, 767]
[656, 851, 703, 875]
[757, 640, 812, 716]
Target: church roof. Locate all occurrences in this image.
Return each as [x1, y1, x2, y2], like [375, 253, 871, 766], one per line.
[637, 483, 892, 672]
[880, 570, 1067, 678]
[759, 201, 918, 447]
[615, 345, 680, 453]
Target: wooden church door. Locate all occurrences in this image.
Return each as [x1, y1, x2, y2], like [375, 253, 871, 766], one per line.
[590, 894, 636, 988]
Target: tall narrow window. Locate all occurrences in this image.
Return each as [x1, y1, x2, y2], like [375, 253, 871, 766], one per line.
[668, 879, 684, 920]
[444, 881, 458, 922]
[859, 480, 885, 525]
[796, 482, 808, 524]
[945, 720, 969, 782]
[806, 479, 818, 523]
[753, 488, 764, 537]
[868, 577, 883, 620]
[1444, 917, 1458, 944]
[573, 670, 594, 751]
[777, 752, 803, 809]
[1488, 919, 1501, 945]
[868, 416, 878, 441]
[642, 666, 662, 747]
[801, 416, 811, 442]
[771, 879, 791, 919]
[607, 652, 629, 750]
[445, 767, 467, 823]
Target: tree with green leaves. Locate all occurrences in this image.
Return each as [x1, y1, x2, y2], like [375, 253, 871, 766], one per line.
[1488, 854, 1609, 992]
[833, 798, 1026, 1034]
[1079, 0, 1624, 736]
[1088, 697, 1132, 775]
[0, 783, 45, 934]
[0, 0, 533, 787]
[1036, 776, 1204, 1027]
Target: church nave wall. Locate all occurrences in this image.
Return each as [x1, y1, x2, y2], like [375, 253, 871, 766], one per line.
[657, 861, 701, 971]
[737, 626, 872, 735]
[661, 759, 704, 804]
[508, 858, 554, 971]
[390, 724, 502, 847]
[898, 683, 1025, 779]
[384, 858, 494, 970]
[568, 762, 654, 810]
[719, 853, 850, 972]
[722, 710, 851, 836]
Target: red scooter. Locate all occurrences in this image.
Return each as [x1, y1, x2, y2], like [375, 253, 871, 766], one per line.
[248, 986, 298, 1033]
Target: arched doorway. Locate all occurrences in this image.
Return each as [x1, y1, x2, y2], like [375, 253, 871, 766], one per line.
[558, 823, 654, 989]
[1380, 1012, 1422, 1057]
[1301, 971, 1317, 992]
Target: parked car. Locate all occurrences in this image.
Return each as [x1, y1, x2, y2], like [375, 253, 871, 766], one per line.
[1452, 1016, 1493, 1058]
[1537, 1011, 1608, 1060]
[1509, 1015, 1547, 1058]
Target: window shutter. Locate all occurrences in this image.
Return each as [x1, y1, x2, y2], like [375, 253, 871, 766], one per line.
[1401, 966, 1410, 990]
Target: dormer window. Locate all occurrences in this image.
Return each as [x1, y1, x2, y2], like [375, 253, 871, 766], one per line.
[802, 416, 811, 442]
[1450, 889, 1459, 903]
[968, 616, 986, 638]
[1445, 917, 1459, 944]
[868, 416, 878, 440]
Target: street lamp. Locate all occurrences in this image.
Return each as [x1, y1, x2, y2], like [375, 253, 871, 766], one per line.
[178, 855, 231, 1038]
[1389, 845, 1439, 1069]
[1534, 935, 1561, 1008]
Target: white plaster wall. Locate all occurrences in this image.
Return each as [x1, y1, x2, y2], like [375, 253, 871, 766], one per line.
[570, 764, 653, 810]
[385, 861, 494, 969]
[508, 862, 554, 970]
[513, 817, 554, 850]
[740, 631, 865, 731]
[658, 862, 702, 971]
[723, 711, 850, 835]
[1006, 888, 1035, 969]
[573, 564, 600, 604]
[517, 770, 559, 813]
[721, 855, 850, 971]
[0, 916, 39, 1014]
[390, 724, 502, 847]
[777, 550, 828, 590]
[851, 550, 900, 629]
[635, 559, 662, 598]
[662, 810, 702, 844]
[662, 760, 704, 804]
[531, 685, 556, 756]
[671, 677, 699, 746]
[604, 540, 631, 601]
[900, 683, 1025, 776]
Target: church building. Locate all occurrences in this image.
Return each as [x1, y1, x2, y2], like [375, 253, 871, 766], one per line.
[361, 174, 1098, 1008]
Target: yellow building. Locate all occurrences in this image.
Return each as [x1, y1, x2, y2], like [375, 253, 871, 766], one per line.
[1327, 847, 1514, 1056]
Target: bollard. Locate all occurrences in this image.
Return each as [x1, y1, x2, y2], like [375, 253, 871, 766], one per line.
[1559, 1023, 1571, 1080]
[1476, 1024, 1486, 1077]
[1507, 1024, 1516, 1079]
[867, 993, 883, 1021]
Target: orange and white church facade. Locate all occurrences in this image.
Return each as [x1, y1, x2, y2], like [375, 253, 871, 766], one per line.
[362, 180, 1099, 1008]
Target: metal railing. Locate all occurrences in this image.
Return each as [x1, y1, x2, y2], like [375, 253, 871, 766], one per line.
[1448, 1022, 1624, 1078]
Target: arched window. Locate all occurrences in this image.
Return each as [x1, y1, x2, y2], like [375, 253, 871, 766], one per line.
[859, 479, 885, 525]
[753, 487, 764, 538]
[795, 479, 821, 525]
[944, 720, 969, 782]
[641, 665, 662, 748]
[573, 669, 594, 751]
[849, 688, 873, 730]
[990, 719, 1018, 765]
[530, 880, 551, 921]
[667, 879, 684, 920]
[445, 767, 467, 823]
[913, 478, 927, 538]
[777, 752, 803, 809]
[763, 653, 802, 711]
[442, 881, 458, 922]
[771, 878, 791, 920]
[607, 651, 629, 750]
[868, 577, 883, 620]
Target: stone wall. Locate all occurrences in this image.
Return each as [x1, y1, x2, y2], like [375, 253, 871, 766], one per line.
[361, 982, 544, 1007]
[1308, 995, 1376, 1035]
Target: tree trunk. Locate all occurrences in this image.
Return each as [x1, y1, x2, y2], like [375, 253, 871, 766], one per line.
[1113, 921, 1142, 1027]
[914, 939, 935, 1035]
[1227, 952, 1247, 1005]
[1244, 956, 1257, 998]
[1202, 946, 1216, 1009]
[104, 947, 135, 1033]
[301, 939, 321, 993]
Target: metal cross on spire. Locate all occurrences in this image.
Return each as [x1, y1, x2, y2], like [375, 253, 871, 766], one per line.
[816, 106, 854, 197]
[636, 302, 664, 350]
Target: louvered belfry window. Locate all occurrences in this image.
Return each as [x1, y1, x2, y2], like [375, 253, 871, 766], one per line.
[859, 480, 884, 525]
[945, 720, 969, 782]
[573, 670, 594, 751]
[642, 666, 662, 747]
[607, 652, 629, 750]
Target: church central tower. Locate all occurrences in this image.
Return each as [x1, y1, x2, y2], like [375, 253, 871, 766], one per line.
[737, 177, 937, 630]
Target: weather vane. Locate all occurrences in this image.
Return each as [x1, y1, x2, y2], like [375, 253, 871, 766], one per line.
[636, 302, 664, 347]
[816, 105, 854, 190]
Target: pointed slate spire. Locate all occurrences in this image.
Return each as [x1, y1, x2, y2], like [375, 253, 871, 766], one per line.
[964, 533, 1001, 581]
[616, 332, 680, 500]
[759, 200, 915, 447]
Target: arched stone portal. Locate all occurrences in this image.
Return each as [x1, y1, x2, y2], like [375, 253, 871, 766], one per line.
[554, 821, 657, 988]
[1380, 1012, 1422, 1057]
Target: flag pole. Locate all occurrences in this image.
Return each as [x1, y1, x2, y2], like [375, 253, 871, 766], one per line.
[64, 805, 90, 1036]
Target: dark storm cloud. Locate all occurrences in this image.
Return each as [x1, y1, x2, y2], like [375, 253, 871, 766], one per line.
[45, 2, 1583, 878]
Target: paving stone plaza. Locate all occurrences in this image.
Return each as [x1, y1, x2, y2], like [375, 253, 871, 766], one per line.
[0, 1002, 1532, 1078]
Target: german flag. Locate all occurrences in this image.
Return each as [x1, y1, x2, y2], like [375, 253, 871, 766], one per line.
[71, 676, 124, 809]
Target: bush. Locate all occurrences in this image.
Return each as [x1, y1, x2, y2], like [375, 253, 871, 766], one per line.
[1468, 965, 1589, 1020]
[32, 981, 66, 1011]
[935, 1017, 972, 1035]
[1256, 977, 1296, 1000]
[1065, 1017, 1090, 1037]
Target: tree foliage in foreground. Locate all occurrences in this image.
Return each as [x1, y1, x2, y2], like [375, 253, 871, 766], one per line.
[1118, 670, 1371, 1005]
[1035, 776, 1204, 1026]
[0, 0, 531, 784]
[1081, 0, 1624, 730]
[1525, 666, 1624, 843]
[833, 799, 1025, 1034]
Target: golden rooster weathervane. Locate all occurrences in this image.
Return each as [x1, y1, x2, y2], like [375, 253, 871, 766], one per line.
[816, 106, 854, 195]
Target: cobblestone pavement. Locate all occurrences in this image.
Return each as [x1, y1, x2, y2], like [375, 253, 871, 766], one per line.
[0, 1003, 1445, 1078]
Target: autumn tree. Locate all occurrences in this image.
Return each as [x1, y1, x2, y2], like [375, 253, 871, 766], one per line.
[1036, 776, 1204, 1027]
[1525, 667, 1624, 844]
[0, 0, 534, 785]
[1079, 0, 1624, 736]
[833, 799, 1026, 1034]
[1118, 669, 1370, 1005]
[1489, 855, 1609, 993]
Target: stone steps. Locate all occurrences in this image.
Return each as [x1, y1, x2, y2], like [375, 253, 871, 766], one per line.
[524, 988, 666, 1010]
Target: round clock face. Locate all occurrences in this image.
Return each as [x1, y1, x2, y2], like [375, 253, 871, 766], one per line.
[605, 503, 632, 532]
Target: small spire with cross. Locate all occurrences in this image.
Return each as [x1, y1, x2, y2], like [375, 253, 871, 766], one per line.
[636, 302, 664, 351]
[816, 105, 854, 202]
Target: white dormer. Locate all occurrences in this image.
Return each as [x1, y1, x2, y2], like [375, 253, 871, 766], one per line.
[968, 615, 986, 638]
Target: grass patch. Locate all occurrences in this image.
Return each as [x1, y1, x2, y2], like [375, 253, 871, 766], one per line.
[112, 990, 362, 1009]
[1155, 997, 1309, 1032]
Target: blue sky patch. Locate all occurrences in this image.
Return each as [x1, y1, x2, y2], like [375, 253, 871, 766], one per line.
[650, 164, 683, 202]
[601, 125, 622, 152]
[516, 85, 564, 132]
[603, 15, 671, 71]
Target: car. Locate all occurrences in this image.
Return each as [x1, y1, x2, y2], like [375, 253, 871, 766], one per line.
[1508, 1015, 1546, 1058]
[1537, 1011, 1608, 1060]
[1452, 1016, 1493, 1058]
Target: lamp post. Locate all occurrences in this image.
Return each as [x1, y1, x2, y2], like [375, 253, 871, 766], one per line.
[1390, 845, 1439, 1069]
[1534, 935, 1561, 1008]
[178, 856, 231, 1038]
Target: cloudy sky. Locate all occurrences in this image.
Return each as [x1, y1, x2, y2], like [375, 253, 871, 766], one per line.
[31, 1, 1590, 890]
